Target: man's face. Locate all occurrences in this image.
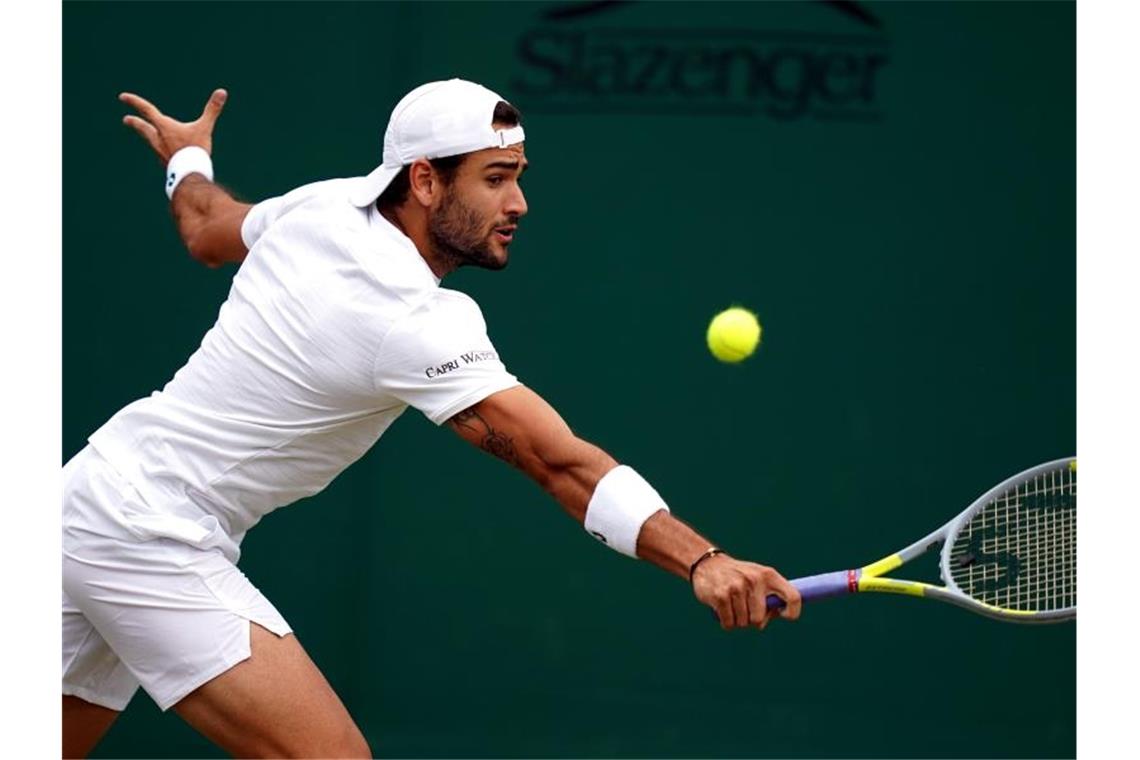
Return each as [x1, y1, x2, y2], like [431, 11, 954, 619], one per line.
[426, 138, 528, 271]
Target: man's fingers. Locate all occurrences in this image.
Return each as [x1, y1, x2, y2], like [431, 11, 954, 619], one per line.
[122, 114, 163, 155]
[714, 598, 733, 630]
[730, 592, 749, 629]
[199, 88, 228, 127]
[748, 582, 768, 628]
[119, 92, 164, 123]
[699, 562, 802, 631]
[770, 576, 803, 621]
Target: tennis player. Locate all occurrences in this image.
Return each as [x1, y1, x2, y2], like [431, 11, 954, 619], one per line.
[62, 79, 802, 758]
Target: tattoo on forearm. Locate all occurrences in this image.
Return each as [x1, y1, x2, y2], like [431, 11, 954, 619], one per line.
[449, 408, 520, 468]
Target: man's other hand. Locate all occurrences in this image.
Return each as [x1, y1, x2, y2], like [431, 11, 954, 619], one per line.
[119, 89, 228, 164]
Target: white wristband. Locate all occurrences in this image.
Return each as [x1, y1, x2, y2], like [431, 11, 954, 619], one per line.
[584, 465, 670, 558]
[165, 146, 214, 199]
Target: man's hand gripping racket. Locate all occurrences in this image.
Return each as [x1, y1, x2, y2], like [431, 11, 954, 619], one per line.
[691, 555, 803, 630]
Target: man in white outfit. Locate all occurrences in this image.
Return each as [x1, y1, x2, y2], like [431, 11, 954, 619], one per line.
[62, 79, 802, 758]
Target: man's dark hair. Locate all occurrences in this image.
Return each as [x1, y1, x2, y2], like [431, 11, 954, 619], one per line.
[376, 101, 522, 210]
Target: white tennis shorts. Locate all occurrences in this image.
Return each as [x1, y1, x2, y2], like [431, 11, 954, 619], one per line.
[62, 446, 292, 712]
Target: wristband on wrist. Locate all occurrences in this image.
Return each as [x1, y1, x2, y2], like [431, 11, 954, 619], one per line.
[688, 547, 725, 584]
[583, 465, 670, 558]
[165, 146, 214, 199]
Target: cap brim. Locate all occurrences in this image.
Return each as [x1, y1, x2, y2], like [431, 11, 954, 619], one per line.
[348, 164, 403, 207]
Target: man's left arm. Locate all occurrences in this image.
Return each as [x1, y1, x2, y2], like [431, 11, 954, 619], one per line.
[120, 89, 252, 268]
[446, 385, 803, 631]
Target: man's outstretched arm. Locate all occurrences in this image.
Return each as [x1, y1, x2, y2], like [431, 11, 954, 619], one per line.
[447, 385, 802, 631]
[120, 89, 252, 268]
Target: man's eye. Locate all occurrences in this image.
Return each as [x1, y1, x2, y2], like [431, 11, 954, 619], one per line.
[487, 176, 504, 186]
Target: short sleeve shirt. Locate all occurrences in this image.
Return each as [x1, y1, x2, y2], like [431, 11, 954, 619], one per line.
[88, 177, 519, 542]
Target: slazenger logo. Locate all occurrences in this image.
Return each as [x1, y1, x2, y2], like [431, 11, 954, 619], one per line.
[511, 3, 890, 121]
[424, 350, 499, 379]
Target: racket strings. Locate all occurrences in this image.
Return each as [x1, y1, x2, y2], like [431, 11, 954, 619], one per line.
[947, 464, 1076, 612]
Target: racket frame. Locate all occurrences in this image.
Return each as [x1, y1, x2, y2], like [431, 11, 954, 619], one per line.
[775, 457, 1076, 623]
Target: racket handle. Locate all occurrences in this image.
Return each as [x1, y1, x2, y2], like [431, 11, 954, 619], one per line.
[765, 569, 860, 610]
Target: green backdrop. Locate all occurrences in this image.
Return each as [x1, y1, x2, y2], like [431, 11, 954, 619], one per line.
[64, 1, 1075, 757]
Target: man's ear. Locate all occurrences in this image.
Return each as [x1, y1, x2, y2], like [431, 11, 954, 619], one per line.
[408, 159, 439, 207]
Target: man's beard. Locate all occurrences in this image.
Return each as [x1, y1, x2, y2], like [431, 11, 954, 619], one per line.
[427, 187, 508, 271]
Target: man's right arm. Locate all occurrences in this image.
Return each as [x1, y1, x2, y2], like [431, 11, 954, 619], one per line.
[445, 385, 803, 631]
[120, 88, 252, 268]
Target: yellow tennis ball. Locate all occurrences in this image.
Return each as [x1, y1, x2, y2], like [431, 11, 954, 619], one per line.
[707, 307, 762, 363]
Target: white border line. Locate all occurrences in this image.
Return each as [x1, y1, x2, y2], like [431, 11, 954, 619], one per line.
[1, 0, 62, 755]
[1077, 1, 1139, 757]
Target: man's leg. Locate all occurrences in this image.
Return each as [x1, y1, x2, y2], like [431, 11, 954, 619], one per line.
[62, 696, 119, 759]
[173, 623, 371, 758]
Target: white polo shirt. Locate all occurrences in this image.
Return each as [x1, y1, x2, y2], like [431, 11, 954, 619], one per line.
[87, 178, 519, 556]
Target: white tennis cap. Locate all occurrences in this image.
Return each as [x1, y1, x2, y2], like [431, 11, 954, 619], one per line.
[348, 78, 526, 207]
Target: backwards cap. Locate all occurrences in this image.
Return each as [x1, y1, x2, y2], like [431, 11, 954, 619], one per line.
[348, 78, 525, 207]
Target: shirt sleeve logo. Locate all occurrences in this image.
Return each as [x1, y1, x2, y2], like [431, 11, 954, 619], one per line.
[424, 350, 499, 379]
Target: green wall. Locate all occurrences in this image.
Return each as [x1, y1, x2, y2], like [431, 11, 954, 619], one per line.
[64, 2, 1075, 757]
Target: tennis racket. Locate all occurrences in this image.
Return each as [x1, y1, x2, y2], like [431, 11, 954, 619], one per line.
[768, 457, 1076, 622]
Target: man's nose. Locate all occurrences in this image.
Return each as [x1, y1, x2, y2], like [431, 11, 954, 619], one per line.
[505, 184, 528, 219]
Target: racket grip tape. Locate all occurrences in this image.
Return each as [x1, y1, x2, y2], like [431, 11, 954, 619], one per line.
[765, 569, 860, 609]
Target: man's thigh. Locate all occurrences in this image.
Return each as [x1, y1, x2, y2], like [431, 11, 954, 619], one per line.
[174, 623, 371, 759]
